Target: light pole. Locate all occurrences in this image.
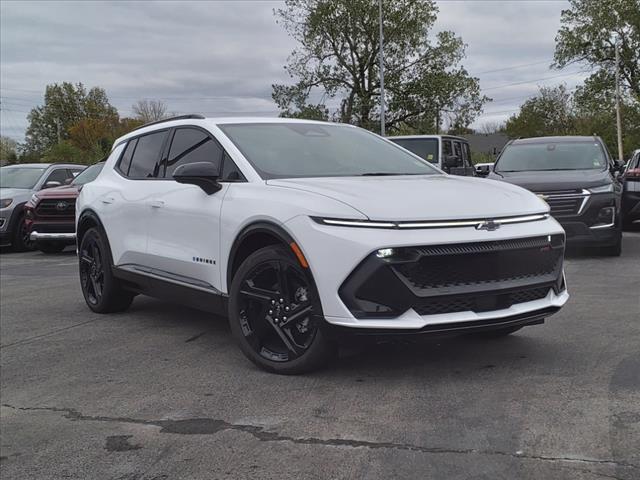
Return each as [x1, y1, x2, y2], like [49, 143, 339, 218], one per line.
[378, 0, 385, 136]
[614, 37, 624, 162]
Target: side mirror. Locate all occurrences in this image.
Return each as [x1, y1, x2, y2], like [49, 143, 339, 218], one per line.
[173, 162, 221, 194]
[64, 178, 73, 185]
[43, 181, 62, 189]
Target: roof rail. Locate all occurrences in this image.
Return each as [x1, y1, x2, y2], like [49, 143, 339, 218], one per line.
[132, 114, 206, 132]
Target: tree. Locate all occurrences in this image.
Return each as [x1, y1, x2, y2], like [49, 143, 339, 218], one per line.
[477, 121, 506, 134]
[23, 82, 118, 158]
[0, 136, 18, 164]
[132, 99, 168, 123]
[272, 0, 488, 133]
[505, 85, 576, 139]
[554, 0, 640, 101]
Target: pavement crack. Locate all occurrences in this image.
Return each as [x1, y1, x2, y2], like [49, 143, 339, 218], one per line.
[185, 331, 208, 343]
[3, 403, 639, 472]
[0, 318, 100, 350]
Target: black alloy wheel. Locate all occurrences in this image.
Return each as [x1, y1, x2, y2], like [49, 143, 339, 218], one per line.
[80, 233, 105, 305]
[229, 245, 334, 374]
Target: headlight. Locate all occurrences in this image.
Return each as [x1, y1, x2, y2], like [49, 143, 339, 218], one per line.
[0, 198, 13, 208]
[589, 184, 613, 194]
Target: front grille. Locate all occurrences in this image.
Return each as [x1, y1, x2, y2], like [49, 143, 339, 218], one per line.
[393, 235, 564, 294]
[413, 286, 550, 316]
[36, 198, 76, 218]
[534, 189, 585, 217]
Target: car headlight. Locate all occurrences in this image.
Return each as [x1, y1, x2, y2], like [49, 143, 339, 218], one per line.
[589, 184, 613, 194]
[0, 198, 13, 208]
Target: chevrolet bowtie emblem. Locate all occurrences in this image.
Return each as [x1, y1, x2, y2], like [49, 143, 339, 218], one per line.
[476, 219, 500, 231]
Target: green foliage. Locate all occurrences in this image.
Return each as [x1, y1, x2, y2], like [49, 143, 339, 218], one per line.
[23, 82, 118, 158]
[0, 136, 18, 164]
[272, 0, 488, 133]
[471, 151, 496, 165]
[505, 85, 575, 138]
[554, 0, 640, 101]
[42, 141, 88, 164]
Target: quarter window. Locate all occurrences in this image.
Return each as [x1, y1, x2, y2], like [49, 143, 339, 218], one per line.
[128, 131, 167, 179]
[165, 128, 223, 178]
[118, 139, 137, 176]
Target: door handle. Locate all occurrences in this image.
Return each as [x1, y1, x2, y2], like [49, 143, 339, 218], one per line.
[101, 196, 115, 205]
[148, 200, 165, 209]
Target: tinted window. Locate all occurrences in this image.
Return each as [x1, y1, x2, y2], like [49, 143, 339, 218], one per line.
[391, 138, 439, 164]
[45, 168, 71, 185]
[129, 131, 167, 178]
[462, 143, 472, 167]
[119, 139, 137, 175]
[165, 128, 223, 178]
[453, 141, 462, 158]
[219, 123, 438, 179]
[221, 152, 245, 182]
[496, 141, 607, 172]
[443, 140, 453, 156]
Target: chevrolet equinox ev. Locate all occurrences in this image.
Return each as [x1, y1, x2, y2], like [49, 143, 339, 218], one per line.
[76, 116, 569, 374]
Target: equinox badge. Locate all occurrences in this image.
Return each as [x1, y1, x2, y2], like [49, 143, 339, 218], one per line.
[476, 219, 500, 231]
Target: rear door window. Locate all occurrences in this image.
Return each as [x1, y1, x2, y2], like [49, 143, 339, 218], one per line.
[443, 140, 453, 157]
[128, 131, 168, 179]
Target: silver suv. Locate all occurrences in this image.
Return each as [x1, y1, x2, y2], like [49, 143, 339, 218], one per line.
[0, 163, 85, 250]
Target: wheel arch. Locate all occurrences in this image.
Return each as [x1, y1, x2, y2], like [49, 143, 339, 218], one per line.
[226, 221, 305, 290]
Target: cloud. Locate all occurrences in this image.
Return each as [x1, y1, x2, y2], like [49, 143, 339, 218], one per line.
[0, 0, 585, 141]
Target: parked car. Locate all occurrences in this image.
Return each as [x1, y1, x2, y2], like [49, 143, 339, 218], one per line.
[388, 135, 476, 176]
[77, 115, 568, 374]
[622, 149, 640, 228]
[24, 162, 105, 253]
[488, 136, 625, 256]
[0, 163, 85, 251]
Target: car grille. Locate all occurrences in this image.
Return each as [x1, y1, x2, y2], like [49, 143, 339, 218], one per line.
[413, 286, 551, 316]
[393, 235, 564, 294]
[35, 198, 76, 218]
[534, 189, 585, 217]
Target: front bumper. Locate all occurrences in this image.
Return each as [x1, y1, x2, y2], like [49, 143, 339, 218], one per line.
[30, 231, 76, 243]
[285, 215, 569, 330]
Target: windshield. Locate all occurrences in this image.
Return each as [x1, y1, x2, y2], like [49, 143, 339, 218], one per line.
[390, 138, 439, 164]
[218, 123, 439, 179]
[72, 163, 104, 186]
[0, 166, 46, 189]
[496, 141, 607, 172]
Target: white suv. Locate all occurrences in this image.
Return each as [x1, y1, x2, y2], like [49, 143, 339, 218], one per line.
[76, 116, 569, 373]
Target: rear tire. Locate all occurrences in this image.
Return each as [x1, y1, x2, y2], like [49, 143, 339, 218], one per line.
[38, 242, 67, 254]
[228, 245, 335, 374]
[78, 227, 134, 313]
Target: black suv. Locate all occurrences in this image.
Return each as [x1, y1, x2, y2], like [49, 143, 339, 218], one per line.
[487, 136, 624, 256]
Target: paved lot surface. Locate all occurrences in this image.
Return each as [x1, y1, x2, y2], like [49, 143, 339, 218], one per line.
[1, 233, 639, 480]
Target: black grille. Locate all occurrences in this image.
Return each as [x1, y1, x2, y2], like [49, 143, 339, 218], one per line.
[36, 198, 76, 218]
[393, 235, 564, 293]
[413, 286, 550, 316]
[534, 189, 584, 217]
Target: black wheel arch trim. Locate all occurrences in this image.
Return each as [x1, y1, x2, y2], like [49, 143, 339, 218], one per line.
[8, 201, 28, 232]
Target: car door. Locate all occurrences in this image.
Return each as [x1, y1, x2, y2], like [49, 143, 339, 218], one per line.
[145, 126, 235, 292]
[101, 129, 170, 267]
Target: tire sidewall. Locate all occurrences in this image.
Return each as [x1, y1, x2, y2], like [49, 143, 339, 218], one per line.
[228, 245, 333, 374]
[78, 227, 119, 313]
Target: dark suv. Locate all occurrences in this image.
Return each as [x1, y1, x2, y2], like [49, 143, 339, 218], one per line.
[487, 136, 624, 256]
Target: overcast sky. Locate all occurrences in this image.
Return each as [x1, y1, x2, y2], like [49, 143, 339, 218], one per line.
[0, 0, 592, 142]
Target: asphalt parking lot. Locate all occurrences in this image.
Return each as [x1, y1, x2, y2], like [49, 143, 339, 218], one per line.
[1, 233, 639, 480]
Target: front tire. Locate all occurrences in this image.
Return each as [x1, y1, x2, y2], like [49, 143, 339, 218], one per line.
[12, 214, 36, 252]
[228, 245, 334, 374]
[79, 227, 134, 313]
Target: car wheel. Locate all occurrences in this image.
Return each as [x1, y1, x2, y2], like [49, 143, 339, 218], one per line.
[468, 326, 524, 338]
[602, 229, 622, 257]
[38, 242, 67, 254]
[78, 227, 134, 313]
[229, 245, 335, 374]
[12, 214, 36, 252]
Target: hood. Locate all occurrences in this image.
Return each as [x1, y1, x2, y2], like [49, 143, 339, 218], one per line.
[489, 169, 610, 192]
[35, 184, 80, 199]
[0, 188, 32, 203]
[267, 175, 547, 221]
